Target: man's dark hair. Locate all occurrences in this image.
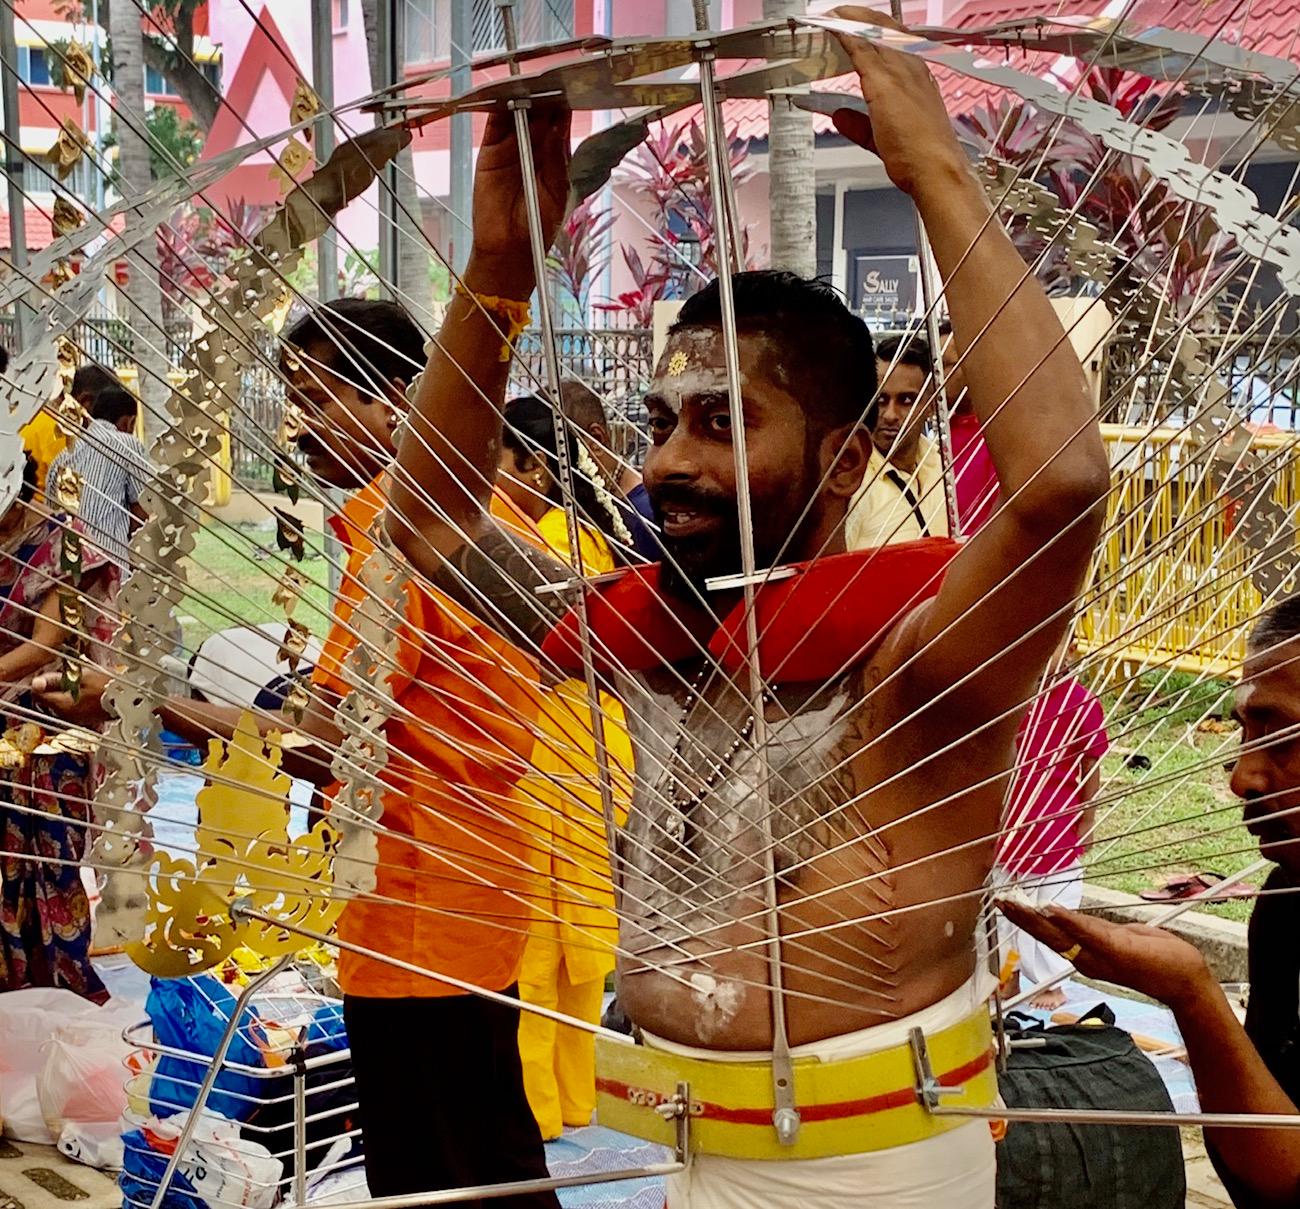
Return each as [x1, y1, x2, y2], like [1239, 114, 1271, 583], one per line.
[556, 378, 608, 432]
[671, 271, 876, 430]
[876, 333, 933, 378]
[0, 344, 9, 375]
[71, 363, 119, 405]
[283, 297, 425, 399]
[91, 383, 140, 426]
[1250, 595, 1300, 654]
[938, 319, 952, 337]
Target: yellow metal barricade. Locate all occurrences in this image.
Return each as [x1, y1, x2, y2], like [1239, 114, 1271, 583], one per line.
[1080, 424, 1300, 681]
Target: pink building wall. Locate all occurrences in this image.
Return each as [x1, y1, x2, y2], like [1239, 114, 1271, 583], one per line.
[204, 1, 378, 250]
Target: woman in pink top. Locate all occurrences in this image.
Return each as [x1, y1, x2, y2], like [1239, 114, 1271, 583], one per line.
[999, 672, 1109, 1009]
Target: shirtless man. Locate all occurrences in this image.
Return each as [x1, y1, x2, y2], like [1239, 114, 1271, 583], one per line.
[387, 29, 1106, 1209]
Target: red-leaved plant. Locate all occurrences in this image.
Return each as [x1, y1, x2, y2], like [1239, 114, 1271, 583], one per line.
[548, 196, 615, 314]
[599, 115, 759, 323]
[958, 68, 1238, 317]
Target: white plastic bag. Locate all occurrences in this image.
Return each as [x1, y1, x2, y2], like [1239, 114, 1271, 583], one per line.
[146, 1111, 283, 1209]
[304, 1139, 367, 1206]
[58, 1120, 126, 1170]
[0, 988, 99, 1142]
[37, 1014, 136, 1138]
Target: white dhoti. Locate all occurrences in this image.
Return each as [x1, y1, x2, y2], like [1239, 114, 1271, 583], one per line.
[652, 977, 997, 1209]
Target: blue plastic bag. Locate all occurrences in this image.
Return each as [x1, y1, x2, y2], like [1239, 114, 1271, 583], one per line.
[119, 1124, 203, 1209]
[146, 976, 267, 1122]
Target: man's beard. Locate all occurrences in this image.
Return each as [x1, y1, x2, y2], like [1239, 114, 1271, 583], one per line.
[652, 455, 822, 605]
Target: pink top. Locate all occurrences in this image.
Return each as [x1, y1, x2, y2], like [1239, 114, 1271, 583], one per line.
[951, 412, 1000, 536]
[1001, 678, 1109, 877]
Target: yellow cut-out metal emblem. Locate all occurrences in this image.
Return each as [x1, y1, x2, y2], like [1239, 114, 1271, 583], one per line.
[129, 711, 341, 977]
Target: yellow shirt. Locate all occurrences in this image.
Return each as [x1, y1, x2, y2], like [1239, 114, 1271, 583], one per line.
[845, 437, 949, 550]
[536, 507, 616, 575]
[528, 505, 628, 982]
[21, 412, 67, 495]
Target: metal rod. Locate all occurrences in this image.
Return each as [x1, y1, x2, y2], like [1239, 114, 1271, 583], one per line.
[496, 0, 624, 915]
[235, 905, 637, 1043]
[933, 1104, 1300, 1130]
[311, 0, 343, 598]
[292, 1044, 308, 1207]
[917, 234, 962, 539]
[1003, 858, 1271, 1010]
[697, 43, 799, 1147]
[0, 0, 31, 349]
[291, 1161, 689, 1209]
[311, 0, 339, 304]
[449, 0, 473, 274]
[376, 0, 400, 295]
[147, 956, 293, 1209]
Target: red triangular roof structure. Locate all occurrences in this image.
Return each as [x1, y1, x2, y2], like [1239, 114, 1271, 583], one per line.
[201, 5, 304, 167]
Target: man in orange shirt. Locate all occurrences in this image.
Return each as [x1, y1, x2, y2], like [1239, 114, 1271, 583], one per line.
[284, 282, 570, 1201]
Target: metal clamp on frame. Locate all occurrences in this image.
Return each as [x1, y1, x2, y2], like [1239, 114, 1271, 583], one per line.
[654, 1080, 695, 1165]
[908, 1026, 967, 1113]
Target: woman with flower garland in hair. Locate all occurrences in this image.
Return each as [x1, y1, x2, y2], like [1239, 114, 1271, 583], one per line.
[496, 394, 630, 574]
[494, 393, 634, 1140]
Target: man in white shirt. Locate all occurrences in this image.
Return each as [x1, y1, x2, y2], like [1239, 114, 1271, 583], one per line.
[845, 334, 948, 548]
[47, 382, 151, 568]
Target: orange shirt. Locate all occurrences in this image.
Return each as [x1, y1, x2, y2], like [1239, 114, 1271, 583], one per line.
[314, 477, 548, 998]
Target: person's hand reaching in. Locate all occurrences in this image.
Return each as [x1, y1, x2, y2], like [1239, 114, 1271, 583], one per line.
[998, 897, 1215, 1009]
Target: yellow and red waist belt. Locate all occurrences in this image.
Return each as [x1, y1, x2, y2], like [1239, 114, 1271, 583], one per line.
[595, 1009, 996, 1162]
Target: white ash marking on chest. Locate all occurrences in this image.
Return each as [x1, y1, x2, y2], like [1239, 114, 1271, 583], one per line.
[618, 669, 860, 930]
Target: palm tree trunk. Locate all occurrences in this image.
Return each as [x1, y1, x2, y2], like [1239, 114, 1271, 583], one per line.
[109, 0, 170, 445]
[762, 0, 816, 277]
[359, 0, 435, 329]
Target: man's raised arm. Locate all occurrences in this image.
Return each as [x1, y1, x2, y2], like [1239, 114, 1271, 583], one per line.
[385, 109, 570, 578]
[834, 22, 1108, 719]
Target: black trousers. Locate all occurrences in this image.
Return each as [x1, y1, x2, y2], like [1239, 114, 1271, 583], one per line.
[344, 990, 560, 1209]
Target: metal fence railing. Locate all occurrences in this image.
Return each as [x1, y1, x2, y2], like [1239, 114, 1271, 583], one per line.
[1101, 330, 1300, 429]
[509, 324, 654, 463]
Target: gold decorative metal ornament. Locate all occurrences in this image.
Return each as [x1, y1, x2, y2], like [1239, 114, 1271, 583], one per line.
[46, 118, 90, 181]
[59, 41, 95, 105]
[129, 711, 342, 977]
[289, 79, 322, 128]
[91, 122, 409, 953]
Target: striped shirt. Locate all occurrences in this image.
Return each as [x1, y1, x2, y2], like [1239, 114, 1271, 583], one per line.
[48, 419, 151, 568]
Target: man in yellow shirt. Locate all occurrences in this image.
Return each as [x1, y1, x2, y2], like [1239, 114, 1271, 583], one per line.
[845, 334, 949, 549]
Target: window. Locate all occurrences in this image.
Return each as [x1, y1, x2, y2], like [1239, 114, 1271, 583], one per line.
[201, 60, 221, 90]
[405, 0, 436, 61]
[471, 0, 573, 52]
[144, 65, 179, 96]
[334, 0, 350, 28]
[18, 46, 51, 87]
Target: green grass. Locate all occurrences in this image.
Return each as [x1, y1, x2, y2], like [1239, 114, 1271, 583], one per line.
[177, 521, 333, 655]
[1084, 673, 1262, 921]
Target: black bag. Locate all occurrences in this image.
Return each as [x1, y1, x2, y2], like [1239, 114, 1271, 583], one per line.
[996, 1003, 1186, 1209]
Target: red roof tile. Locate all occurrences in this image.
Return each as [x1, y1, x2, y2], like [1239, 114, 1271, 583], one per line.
[1122, 0, 1300, 62]
[0, 205, 124, 251]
